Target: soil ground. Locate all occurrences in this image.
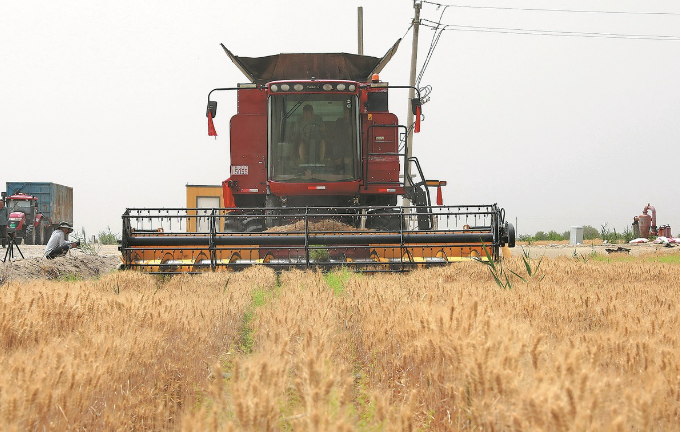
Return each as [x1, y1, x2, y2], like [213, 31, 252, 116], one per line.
[0, 241, 677, 282]
[511, 239, 679, 259]
[0, 244, 120, 283]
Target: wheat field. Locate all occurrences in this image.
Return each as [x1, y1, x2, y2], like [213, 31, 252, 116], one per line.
[0, 255, 678, 431]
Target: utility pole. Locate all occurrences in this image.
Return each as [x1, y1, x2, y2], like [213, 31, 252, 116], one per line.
[403, 0, 421, 207]
[357, 7, 364, 55]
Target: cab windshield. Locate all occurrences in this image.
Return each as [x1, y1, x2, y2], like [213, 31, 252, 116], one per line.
[8, 199, 31, 212]
[269, 93, 359, 182]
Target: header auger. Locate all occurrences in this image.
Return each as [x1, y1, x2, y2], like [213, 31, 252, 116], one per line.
[120, 42, 515, 273]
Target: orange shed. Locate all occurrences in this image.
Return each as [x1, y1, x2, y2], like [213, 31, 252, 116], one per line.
[186, 185, 224, 233]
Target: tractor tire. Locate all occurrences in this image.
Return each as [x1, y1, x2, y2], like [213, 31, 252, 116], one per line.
[25, 225, 35, 245]
[36, 222, 44, 245]
[43, 226, 53, 245]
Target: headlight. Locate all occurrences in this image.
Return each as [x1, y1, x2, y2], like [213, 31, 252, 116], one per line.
[270, 84, 278, 92]
[294, 84, 304, 91]
[337, 83, 346, 91]
[348, 84, 356, 91]
[281, 84, 290, 91]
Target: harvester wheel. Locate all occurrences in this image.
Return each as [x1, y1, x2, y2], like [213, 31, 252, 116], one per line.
[246, 223, 264, 232]
[243, 217, 265, 233]
[366, 210, 403, 231]
[223, 220, 242, 233]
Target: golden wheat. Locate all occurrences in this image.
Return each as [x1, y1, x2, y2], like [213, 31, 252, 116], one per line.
[0, 255, 678, 431]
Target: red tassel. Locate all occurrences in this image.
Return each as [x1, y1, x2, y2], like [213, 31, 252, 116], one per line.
[414, 105, 421, 133]
[436, 185, 443, 206]
[208, 111, 217, 137]
[222, 178, 235, 208]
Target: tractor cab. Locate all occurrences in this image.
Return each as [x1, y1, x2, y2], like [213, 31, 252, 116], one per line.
[7, 195, 35, 214]
[7, 193, 36, 217]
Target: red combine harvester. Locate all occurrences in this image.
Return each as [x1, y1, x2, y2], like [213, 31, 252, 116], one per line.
[120, 43, 515, 272]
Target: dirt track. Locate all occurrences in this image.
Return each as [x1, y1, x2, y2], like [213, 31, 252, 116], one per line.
[0, 245, 120, 283]
[511, 240, 679, 259]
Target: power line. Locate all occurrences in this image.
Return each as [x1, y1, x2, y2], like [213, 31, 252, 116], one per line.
[420, 20, 680, 40]
[422, 1, 680, 16]
[408, 4, 677, 109]
[416, 5, 450, 87]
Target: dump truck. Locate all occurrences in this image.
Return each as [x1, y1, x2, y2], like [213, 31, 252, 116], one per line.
[120, 42, 515, 272]
[4, 182, 74, 245]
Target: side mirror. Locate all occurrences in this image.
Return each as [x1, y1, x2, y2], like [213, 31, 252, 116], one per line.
[411, 98, 421, 116]
[206, 101, 217, 118]
[411, 98, 422, 133]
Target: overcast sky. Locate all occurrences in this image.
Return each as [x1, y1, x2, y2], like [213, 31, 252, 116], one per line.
[1, 0, 678, 237]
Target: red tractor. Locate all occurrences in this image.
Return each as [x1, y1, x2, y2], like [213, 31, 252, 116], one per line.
[6, 193, 47, 245]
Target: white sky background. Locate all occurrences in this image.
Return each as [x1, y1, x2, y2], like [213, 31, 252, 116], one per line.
[0, 0, 678, 237]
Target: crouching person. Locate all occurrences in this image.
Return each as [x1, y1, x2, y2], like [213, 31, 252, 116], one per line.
[45, 222, 79, 259]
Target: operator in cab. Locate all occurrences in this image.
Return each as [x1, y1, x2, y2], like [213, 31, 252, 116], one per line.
[294, 104, 326, 163]
[45, 221, 79, 259]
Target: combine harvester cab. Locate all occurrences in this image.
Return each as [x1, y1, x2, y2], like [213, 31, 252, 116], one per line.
[120, 42, 515, 273]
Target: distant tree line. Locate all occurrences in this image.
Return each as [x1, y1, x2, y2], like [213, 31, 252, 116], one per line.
[518, 224, 635, 244]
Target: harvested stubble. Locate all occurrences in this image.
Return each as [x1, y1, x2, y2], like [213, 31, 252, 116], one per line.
[1, 255, 678, 431]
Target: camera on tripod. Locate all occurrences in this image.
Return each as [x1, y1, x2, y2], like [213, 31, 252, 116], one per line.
[2, 231, 24, 263]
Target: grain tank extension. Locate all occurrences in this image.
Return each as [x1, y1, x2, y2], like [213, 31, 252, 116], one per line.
[120, 42, 515, 272]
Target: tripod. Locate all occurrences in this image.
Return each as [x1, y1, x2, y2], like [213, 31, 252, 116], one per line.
[2, 232, 24, 263]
